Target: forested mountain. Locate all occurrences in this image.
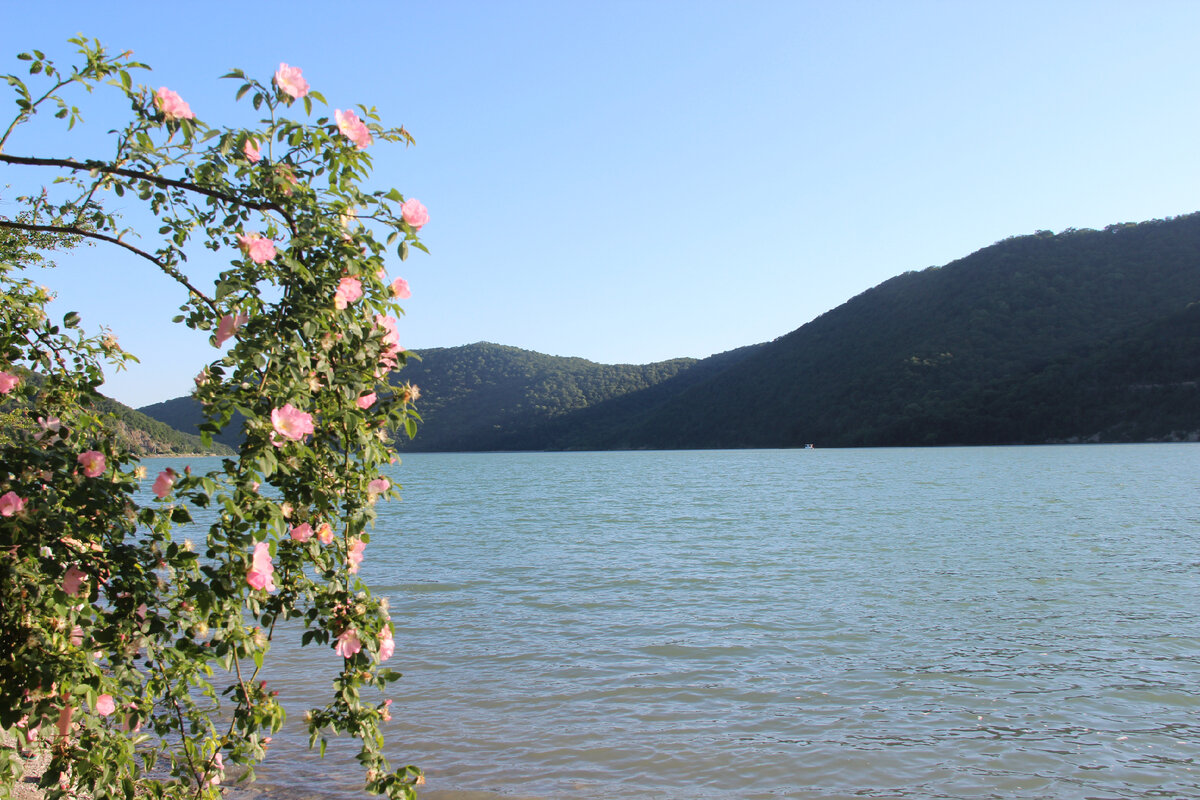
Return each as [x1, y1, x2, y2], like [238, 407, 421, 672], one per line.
[94, 396, 235, 456]
[139, 213, 1200, 450]
[138, 397, 246, 450]
[578, 216, 1200, 448]
[139, 344, 715, 451]
[387, 343, 704, 450]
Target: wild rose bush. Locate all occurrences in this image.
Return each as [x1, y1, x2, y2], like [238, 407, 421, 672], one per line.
[0, 38, 427, 799]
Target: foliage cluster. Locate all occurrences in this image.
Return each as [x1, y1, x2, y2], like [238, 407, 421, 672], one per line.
[1, 38, 427, 799]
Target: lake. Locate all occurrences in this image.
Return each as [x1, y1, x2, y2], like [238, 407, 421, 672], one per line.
[146, 445, 1200, 800]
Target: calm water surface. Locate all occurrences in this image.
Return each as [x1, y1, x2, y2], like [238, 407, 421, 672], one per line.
[154, 445, 1200, 799]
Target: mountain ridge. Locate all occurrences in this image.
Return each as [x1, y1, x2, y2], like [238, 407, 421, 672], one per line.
[138, 213, 1200, 450]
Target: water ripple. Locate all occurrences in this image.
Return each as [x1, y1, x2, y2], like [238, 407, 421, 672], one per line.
[152, 445, 1200, 800]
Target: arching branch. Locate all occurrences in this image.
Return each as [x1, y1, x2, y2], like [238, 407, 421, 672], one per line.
[0, 218, 217, 312]
[0, 152, 296, 234]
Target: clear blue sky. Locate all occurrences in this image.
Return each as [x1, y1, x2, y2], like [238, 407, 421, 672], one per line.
[3, 1, 1199, 407]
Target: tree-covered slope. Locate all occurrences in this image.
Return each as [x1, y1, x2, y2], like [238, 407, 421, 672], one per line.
[137, 343, 711, 452]
[393, 342, 702, 450]
[580, 216, 1200, 448]
[94, 395, 235, 455]
[1, 374, 231, 456]
[137, 396, 246, 450]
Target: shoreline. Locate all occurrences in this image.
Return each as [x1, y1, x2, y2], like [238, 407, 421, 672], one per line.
[2, 734, 52, 800]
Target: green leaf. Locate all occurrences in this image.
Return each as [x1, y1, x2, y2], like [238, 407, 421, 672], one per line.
[398, 241, 409, 261]
[236, 83, 251, 102]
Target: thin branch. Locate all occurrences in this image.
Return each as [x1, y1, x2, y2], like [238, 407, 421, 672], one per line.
[0, 218, 217, 312]
[0, 152, 296, 233]
[155, 657, 202, 793]
[0, 77, 73, 152]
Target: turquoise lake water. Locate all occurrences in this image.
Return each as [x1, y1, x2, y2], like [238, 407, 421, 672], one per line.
[147, 445, 1200, 799]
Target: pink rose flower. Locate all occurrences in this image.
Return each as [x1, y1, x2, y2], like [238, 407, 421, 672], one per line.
[368, 478, 390, 496]
[152, 469, 176, 499]
[0, 491, 25, 517]
[271, 404, 315, 443]
[0, 371, 19, 393]
[401, 199, 429, 231]
[214, 312, 249, 347]
[63, 565, 87, 597]
[378, 626, 395, 662]
[348, 538, 366, 573]
[334, 276, 363, 310]
[389, 277, 412, 299]
[381, 698, 393, 721]
[335, 109, 372, 150]
[246, 541, 276, 592]
[208, 752, 224, 787]
[243, 138, 262, 163]
[236, 233, 277, 265]
[70, 625, 84, 647]
[95, 695, 116, 717]
[374, 315, 403, 370]
[290, 522, 313, 542]
[56, 703, 73, 741]
[155, 87, 194, 121]
[316, 522, 334, 545]
[35, 416, 62, 444]
[274, 63, 309, 99]
[335, 628, 362, 658]
[356, 393, 377, 410]
[77, 451, 106, 478]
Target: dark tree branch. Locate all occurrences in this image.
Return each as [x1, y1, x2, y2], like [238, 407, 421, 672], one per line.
[0, 152, 296, 233]
[0, 218, 217, 311]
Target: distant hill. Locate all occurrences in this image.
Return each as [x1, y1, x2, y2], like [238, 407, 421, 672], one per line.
[138, 397, 246, 451]
[93, 395, 234, 456]
[138, 213, 1200, 450]
[386, 343, 714, 450]
[138, 343, 714, 451]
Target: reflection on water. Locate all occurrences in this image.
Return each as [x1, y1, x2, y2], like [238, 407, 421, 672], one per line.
[146, 445, 1200, 799]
